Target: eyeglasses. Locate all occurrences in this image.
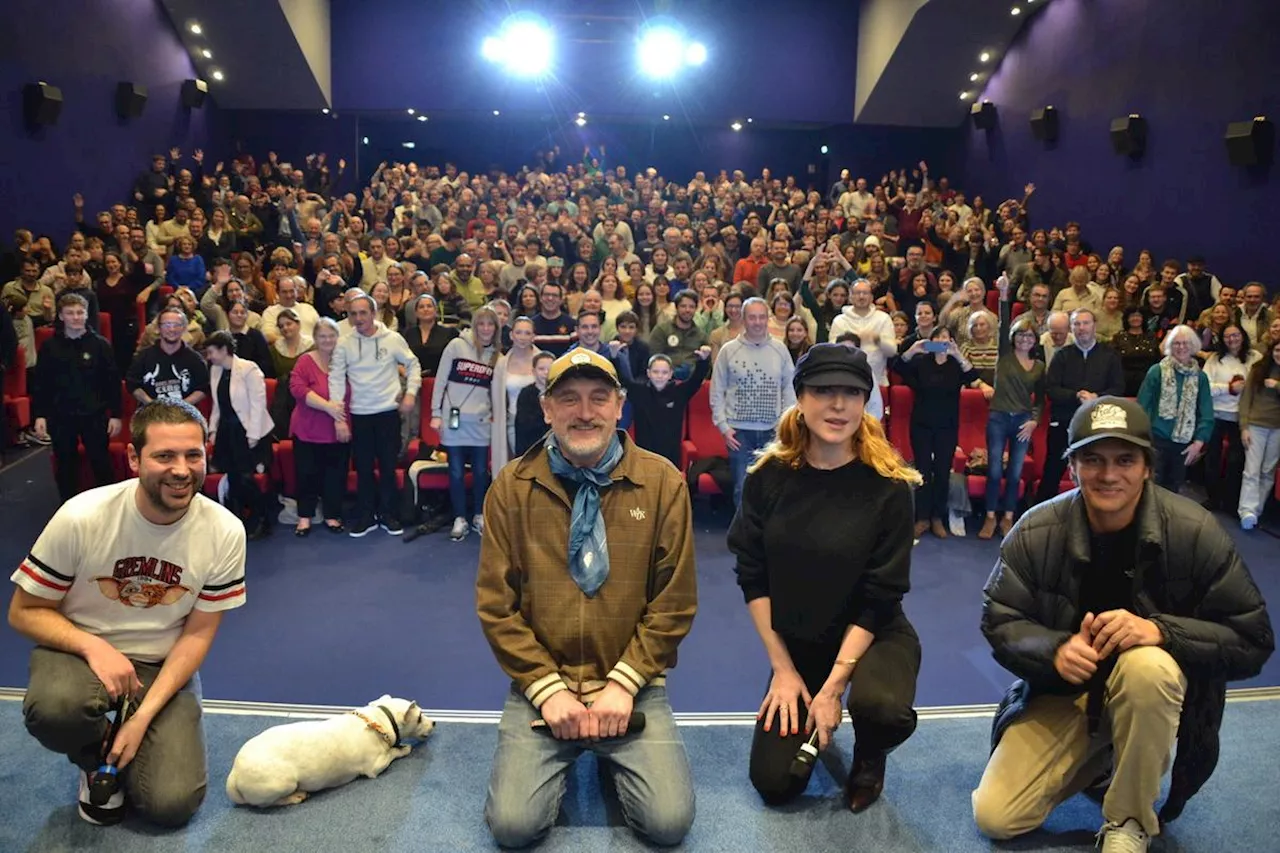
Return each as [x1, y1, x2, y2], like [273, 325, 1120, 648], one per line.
[159, 322, 185, 329]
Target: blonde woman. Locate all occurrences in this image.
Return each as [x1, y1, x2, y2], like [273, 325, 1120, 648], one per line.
[728, 344, 922, 814]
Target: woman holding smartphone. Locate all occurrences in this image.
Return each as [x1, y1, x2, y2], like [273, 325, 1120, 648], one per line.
[728, 344, 922, 812]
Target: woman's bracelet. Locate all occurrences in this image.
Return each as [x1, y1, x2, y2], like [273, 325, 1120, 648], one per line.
[834, 657, 859, 668]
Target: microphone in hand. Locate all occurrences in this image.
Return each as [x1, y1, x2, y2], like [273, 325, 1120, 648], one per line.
[788, 729, 821, 782]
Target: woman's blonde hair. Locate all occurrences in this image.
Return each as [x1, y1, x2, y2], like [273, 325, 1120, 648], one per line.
[749, 400, 923, 486]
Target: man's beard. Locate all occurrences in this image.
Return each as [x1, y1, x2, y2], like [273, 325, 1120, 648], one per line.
[141, 470, 201, 515]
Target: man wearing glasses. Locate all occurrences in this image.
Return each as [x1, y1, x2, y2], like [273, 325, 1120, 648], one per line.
[126, 306, 210, 406]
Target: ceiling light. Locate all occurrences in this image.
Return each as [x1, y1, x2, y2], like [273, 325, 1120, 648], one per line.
[577, 111, 586, 118]
[685, 42, 707, 66]
[493, 109, 501, 116]
[403, 142, 415, 149]
[960, 91, 971, 100]
[201, 49, 212, 59]
[407, 108, 415, 115]
[1011, 7, 1021, 15]
[747, 117, 753, 123]
[417, 115, 428, 122]
[362, 137, 369, 144]
[482, 14, 553, 77]
[189, 23, 202, 35]
[820, 145, 829, 155]
[321, 108, 329, 115]
[980, 52, 991, 63]
[662, 114, 671, 121]
[575, 116, 587, 127]
[638, 25, 684, 79]
[730, 121, 743, 132]
[970, 73, 980, 82]
[211, 70, 224, 81]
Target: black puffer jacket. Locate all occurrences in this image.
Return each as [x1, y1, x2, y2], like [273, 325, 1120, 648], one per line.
[981, 483, 1273, 823]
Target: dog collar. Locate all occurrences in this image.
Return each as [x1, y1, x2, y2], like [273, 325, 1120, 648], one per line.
[348, 707, 402, 749]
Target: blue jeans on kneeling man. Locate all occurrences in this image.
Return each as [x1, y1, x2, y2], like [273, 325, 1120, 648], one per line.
[484, 685, 696, 848]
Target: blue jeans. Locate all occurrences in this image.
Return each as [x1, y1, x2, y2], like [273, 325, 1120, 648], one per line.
[985, 411, 1032, 514]
[484, 685, 695, 848]
[729, 428, 775, 507]
[446, 444, 490, 519]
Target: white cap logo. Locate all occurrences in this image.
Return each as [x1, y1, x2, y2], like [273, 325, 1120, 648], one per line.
[1091, 403, 1128, 432]
[570, 352, 592, 365]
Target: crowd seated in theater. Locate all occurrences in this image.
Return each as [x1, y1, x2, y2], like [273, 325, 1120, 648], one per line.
[3, 145, 1279, 540]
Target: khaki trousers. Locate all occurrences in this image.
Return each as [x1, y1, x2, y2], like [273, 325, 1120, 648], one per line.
[972, 646, 1186, 839]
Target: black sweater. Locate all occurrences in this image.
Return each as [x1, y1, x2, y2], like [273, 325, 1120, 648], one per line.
[615, 355, 708, 467]
[33, 331, 120, 419]
[896, 353, 979, 429]
[727, 457, 915, 647]
[1044, 342, 1125, 424]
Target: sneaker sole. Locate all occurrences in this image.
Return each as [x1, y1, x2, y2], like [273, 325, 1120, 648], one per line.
[381, 526, 404, 536]
[348, 526, 375, 538]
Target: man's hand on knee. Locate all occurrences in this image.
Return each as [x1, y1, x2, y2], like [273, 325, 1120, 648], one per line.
[589, 682, 634, 739]
[539, 691, 589, 740]
[1089, 609, 1163, 660]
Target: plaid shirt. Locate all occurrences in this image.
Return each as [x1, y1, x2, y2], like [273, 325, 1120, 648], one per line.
[477, 433, 698, 708]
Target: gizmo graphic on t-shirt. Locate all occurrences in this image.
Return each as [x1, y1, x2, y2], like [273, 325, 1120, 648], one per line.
[95, 555, 191, 608]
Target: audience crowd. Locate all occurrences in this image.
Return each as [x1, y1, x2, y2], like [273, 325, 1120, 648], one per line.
[3, 144, 1279, 536]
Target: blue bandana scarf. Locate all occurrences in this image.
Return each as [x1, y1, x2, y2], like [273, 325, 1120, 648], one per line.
[545, 432, 624, 598]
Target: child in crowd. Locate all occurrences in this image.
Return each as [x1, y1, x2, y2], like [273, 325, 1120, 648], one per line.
[611, 346, 711, 467]
[512, 351, 553, 456]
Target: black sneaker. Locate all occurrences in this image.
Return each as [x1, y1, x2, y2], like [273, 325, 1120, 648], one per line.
[348, 518, 376, 538]
[78, 769, 125, 825]
[380, 517, 403, 536]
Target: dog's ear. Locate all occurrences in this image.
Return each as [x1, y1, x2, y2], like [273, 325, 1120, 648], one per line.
[376, 694, 392, 704]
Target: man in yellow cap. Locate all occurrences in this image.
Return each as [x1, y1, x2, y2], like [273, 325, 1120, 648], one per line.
[476, 347, 698, 847]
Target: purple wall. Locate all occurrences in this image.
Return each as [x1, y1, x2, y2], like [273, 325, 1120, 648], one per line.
[962, 0, 1280, 286]
[0, 0, 211, 247]
[328, 0, 860, 125]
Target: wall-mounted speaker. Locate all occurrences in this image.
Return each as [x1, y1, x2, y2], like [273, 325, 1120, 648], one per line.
[970, 100, 997, 131]
[23, 82, 63, 127]
[1030, 106, 1059, 143]
[181, 79, 208, 109]
[1224, 117, 1274, 167]
[1110, 114, 1147, 158]
[115, 82, 148, 119]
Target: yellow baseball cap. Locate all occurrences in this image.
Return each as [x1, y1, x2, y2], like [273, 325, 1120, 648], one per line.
[545, 347, 621, 393]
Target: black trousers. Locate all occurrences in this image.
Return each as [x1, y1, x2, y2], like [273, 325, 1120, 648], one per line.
[749, 612, 921, 806]
[350, 409, 400, 523]
[910, 424, 957, 521]
[294, 437, 349, 521]
[1035, 420, 1071, 503]
[50, 411, 113, 503]
[1204, 419, 1244, 510]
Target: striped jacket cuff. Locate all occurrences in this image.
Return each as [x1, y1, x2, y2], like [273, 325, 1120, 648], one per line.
[524, 673, 569, 709]
[606, 661, 647, 696]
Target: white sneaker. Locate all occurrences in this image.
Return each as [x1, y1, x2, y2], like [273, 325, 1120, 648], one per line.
[1241, 513, 1258, 531]
[472, 514, 485, 536]
[78, 769, 125, 825]
[1097, 818, 1149, 852]
[449, 517, 469, 541]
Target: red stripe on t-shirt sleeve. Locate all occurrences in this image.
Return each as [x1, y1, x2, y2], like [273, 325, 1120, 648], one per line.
[198, 587, 245, 602]
[18, 564, 72, 593]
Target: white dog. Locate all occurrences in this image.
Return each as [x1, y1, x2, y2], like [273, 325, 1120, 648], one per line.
[226, 695, 434, 807]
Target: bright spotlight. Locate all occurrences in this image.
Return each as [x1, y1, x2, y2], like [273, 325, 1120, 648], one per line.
[407, 108, 415, 115]
[482, 15, 553, 77]
[685, 42, 707, 66]
[321, 108, 329, 115]
[575, 117, 587, 127]
[201, 49, 212, 59]
[662, 114, 671, 121]
[1011, 6, 1021, 15]
[481, 37, 502, 61]
[980, 51, 991, 63]
[403, 142, 415, 149]
[417, 115, 428, 122]
[362, 136, 369, 144]
[638, 25, 684, 79]
[211, 70, 224, 81]
[730, 121, 743, 132]
[820, 145, 829, 155]
[189, 23, 202, 35]
[493, 109, 501, 116]
[959, 91, 971, 101]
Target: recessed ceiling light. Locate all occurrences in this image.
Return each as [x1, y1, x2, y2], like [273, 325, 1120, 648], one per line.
[970, 73, 980, 82]
[417, 115, 428, 122]
[820, 145, 829, 155]
[211, 70, 224, 81]
[662, 114, 670, 121]
[189, 23, 202, 35]
[403, 142, 415, 149]
[731, 121, 743, 131]
[407, 108, 415, 115]
[577, 112, 586, 118]
[575, 116, 587, 127]
[321, 108, 330, 115]
[362, 136, 369, 144]
[980, 51, 991, 63]
[746, 117, 753, 123]
[493, 109, 500, 116]
[1011, 6, 1021, 15]
[959, 91, 971, 101]
[201, 49, 212, 59]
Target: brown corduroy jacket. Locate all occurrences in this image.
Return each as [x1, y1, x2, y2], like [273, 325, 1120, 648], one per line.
[476, 432, 698, 709]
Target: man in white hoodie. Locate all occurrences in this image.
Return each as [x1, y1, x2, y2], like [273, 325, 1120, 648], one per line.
[828, 280, 897, 389]
[328, 293, 421, 537]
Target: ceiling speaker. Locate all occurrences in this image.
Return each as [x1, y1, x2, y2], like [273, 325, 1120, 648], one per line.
[970, 100, 997, 131]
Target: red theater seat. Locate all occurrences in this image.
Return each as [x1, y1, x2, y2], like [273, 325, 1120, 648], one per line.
[35, 326, 53, 352]
[887, 385, 913, 462]
[3, 346, 32, 443]
[98, 311, 112, 343]
[409, 378, 463, 493]
[683, 384, 726, 495]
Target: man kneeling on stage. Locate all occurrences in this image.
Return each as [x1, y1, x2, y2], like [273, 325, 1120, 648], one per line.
[476, 348, 698, 848]
[973, 396, 1272, 852]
